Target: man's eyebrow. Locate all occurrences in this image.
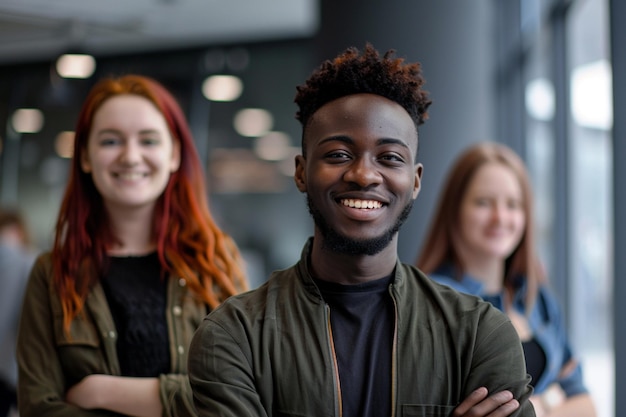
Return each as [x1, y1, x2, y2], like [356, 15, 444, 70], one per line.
[318, 135, 353, 146]
[378, 137, 411, 150]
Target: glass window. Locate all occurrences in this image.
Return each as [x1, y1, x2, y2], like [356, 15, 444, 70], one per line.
[517, 0, 614, 415]
[523, 0, 614, 416]
[566, 1, 614, 416]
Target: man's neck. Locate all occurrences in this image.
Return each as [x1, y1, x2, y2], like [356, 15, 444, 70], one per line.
[309, 236, 398, 285]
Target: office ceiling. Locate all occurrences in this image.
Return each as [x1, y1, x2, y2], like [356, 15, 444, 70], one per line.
[0, 0, 318, 65]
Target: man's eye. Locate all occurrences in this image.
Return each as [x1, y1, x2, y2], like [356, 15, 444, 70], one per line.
[326, 151, 350, 159]
[380, 154, 404, 163]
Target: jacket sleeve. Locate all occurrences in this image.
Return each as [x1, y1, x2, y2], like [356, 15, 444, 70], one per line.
[159, 373, 198, 417]
[16, 255, 117, 417]
[188, 312, 269, 417]
[466, 307, 536, 417]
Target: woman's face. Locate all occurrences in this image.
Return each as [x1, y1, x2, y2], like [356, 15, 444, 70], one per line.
[456, 162, 526, 262]
[81, 94, 180, 213]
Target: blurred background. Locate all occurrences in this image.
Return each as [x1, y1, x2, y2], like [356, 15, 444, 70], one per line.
[0, 0, 622, 416]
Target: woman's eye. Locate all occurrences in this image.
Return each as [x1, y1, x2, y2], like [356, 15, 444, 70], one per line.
[100, 138, 121, 146]
[508, 200, 522, 209]
[141, 138, 160, 146]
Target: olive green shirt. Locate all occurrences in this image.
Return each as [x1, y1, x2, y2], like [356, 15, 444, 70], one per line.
[17, 252, 207, 417]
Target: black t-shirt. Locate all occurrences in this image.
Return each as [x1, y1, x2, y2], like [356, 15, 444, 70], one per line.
[314, 275, 394, 417]
[521, 337, 547, 386]
[102, 252, 171, 377]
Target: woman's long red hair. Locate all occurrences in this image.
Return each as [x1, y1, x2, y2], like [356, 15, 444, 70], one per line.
[416, 141, 544, 311]
[53, 75, 247, 333]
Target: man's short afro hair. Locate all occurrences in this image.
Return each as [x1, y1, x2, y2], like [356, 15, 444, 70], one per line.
[294, 43, 432, 129]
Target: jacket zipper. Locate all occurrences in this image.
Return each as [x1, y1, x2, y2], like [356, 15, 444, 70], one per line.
[389, 283, 399, 417]
[325, 304, 343, 417]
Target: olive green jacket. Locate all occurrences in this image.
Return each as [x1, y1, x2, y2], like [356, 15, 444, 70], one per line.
[17, 252, 207, 417]
[189, 239, 535, 417]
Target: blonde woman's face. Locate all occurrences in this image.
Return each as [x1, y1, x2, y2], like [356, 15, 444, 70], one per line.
[457, 162, 526, 262]
[81, 95, 181, 213]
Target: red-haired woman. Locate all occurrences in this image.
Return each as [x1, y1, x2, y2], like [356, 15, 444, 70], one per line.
[417, 142, 596, 417]
[16, 75, 248, 417]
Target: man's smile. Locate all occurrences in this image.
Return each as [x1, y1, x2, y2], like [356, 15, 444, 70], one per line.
[340, 199, 384, 209]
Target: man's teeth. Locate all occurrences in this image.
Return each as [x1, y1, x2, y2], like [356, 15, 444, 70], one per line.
[341, 199, 383, 209]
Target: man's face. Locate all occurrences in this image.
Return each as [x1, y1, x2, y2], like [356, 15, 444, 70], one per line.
[294, 93, 423, 256]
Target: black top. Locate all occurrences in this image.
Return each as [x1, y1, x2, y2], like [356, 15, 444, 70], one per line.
[102, 252, 171, 377]
[314, 275, 394, 417]
[522, 337, 547, 387]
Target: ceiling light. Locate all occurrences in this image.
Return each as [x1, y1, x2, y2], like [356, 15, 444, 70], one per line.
[11, 108, 44, 134]
[56, 54, 96, 79]
[202, 75, 243, 102]
[234, 108, 273, 137]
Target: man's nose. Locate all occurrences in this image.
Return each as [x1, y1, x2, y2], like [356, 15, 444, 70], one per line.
[343, 157, 382, 187]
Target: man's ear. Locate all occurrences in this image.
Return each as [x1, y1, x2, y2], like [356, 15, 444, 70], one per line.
[412, 163, 423, 199]
[294, 154, 307, 193]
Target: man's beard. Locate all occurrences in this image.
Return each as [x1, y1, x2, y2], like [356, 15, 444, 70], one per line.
[306, 195, 414, 256]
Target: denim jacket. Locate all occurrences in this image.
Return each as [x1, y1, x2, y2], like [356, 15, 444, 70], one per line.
[429, 265, 588, 397]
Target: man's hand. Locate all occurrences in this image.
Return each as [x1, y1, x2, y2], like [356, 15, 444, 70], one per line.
[453, 387, 521, 417]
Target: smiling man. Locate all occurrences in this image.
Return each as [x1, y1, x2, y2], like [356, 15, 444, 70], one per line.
[188, 44, 536, 417]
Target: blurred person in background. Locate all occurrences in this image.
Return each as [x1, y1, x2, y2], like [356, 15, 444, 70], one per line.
[416, 141, 596, 417]
[0, 207, 37, 417]
[16, 75, 248, 417]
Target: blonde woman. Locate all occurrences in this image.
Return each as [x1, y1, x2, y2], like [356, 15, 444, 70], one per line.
[417, 141, 596, 417]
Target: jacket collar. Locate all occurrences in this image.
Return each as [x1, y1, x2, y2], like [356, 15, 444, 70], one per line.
[296, 237, 404, 299]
